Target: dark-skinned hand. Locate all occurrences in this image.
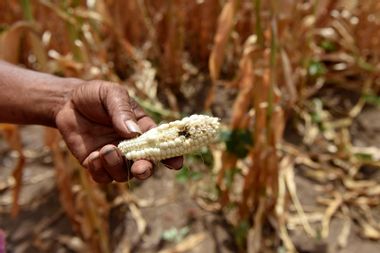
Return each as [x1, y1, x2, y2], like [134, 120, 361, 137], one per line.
[55, 80, 183, 183]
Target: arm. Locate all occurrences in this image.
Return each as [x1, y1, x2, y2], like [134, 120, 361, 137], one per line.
[0, 60, 183, 182]
[0, 60, 80, 127]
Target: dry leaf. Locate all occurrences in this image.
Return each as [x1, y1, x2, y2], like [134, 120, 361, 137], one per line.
[361, 222, 380, 240]
[337, 217, 351, 248]
[208, 0, 236, 81]
[0, 124, 25, 218]
[0, 21, 35, 63]
[247, 197, 265, 253]
[206, 0, 237, 108]
[276, 157, 296, 252]
[321, 193, 343, 238]
[280, 49, 297, 105]
[129, 203, 147, 236]
[230, 35, 256, 128]
[284, 158, 316, 237]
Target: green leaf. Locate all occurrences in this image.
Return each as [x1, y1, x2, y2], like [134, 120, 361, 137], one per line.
[234, 219, 250, 248]
[319, 40, 336, 52]
[308, 60, 327, 77]
[357, 57, 375, 72]
[363, 92, 380, 107]
[310, 99, 323, 124]
[354, 152, 374, 162]
[162, 226, 190, 243]
[199, 147, 214, 166]
[310, 99, 327, 132]
[224, 167, 240, 189]
[175, 167, 202, 183]
[220, 129, 253, 158]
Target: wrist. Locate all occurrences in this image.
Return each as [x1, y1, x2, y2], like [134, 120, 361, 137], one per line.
[50, 77, 82, 127]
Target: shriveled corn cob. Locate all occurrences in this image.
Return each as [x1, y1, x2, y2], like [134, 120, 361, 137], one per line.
[118, 114, 220, 161]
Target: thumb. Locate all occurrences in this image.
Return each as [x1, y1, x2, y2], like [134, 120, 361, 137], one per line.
[102, 84, 142, 138]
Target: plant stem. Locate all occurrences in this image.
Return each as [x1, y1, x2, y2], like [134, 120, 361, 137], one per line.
[20, 0, 34, 21]
[254, 0, 264, 47]
[62, 0, 83, 61]
[268, 12, 278, 120]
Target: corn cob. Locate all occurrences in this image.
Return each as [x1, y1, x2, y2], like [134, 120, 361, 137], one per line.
[118, 114, 220, 161]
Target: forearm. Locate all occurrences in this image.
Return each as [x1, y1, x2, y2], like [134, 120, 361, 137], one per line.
[0, 61, 81, 127]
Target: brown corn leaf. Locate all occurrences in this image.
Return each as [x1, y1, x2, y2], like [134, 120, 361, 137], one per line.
[230, 50, 255, 128]
[10, 154, 25, 218]
[331, 19, 356, 52]
[321, 192, 343, 238]
[271, 106, 285, 146]
[0, 21, 35, 63]
[206, 0, 237, 108]
[160, 0, 184, 92]
[360, 222, 380, 240]
[129, 203, 147, 236]
[337, 210, 351, 248]
[280, 49, 297, 105]
[247, 197, 265, 253]
[45, 128, 80, 230]
[276, 157, 296, 252]
[0, 124, 25, 218]
[284, 158, 316, 237]
[218, 35, 256, 203]
[76, 157, 110, 253]
[208, 0, 236, 81]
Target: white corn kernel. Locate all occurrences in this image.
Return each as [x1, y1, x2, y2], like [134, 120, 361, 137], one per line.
[118, 114, 220, 161]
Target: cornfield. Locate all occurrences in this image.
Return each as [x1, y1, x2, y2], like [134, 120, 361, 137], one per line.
[1, 0, 380, 252]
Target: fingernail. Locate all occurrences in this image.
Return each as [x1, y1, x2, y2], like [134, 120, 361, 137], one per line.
[125, 120, 142, 135]
[162, 162, 176, 170]
[103, 147, 120, 167]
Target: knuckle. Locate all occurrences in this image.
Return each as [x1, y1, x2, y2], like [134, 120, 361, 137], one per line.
[116, 103, 134, 115]
[129, 98, 140, 111]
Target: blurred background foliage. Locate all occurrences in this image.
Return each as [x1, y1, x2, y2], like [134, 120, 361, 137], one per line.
[1, 0, 380, 252]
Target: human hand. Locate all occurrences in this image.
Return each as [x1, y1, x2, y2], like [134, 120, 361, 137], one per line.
[55, 80, 183, 183]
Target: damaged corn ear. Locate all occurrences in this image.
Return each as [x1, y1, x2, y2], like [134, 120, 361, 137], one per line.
[118, 114, 220, 161]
